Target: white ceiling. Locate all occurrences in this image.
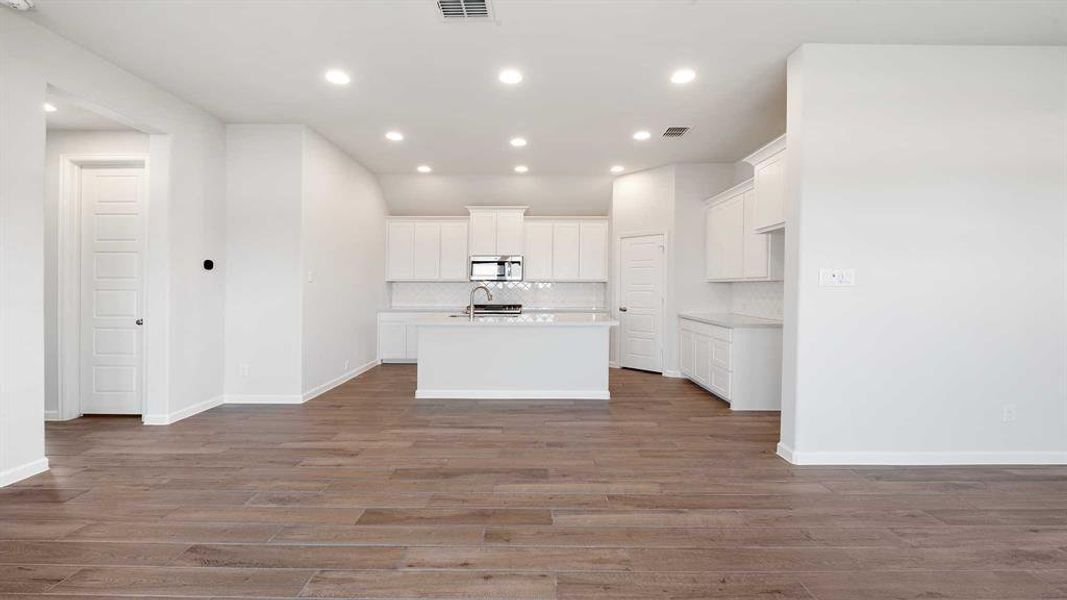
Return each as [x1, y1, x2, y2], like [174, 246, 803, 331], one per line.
[45, 96, 135, 131]
[27, 0, 1067, 176]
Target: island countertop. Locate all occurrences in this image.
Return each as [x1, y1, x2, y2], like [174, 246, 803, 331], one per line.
[416, 312, 618, 327]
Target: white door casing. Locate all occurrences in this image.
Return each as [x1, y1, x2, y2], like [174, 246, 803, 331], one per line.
[79, 166, 146, 414]
[619, 234, 665, 373]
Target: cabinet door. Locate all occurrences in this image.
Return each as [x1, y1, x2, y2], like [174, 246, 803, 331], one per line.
[386, 221, 415, 280]
[412, 222, 441, 280]
[552, 221, 581, 280]
[495, 211, 524, 255]
[579, 220, 608, 281]
[706, 196, 744, 280]
[741, 190, 769, 279]
[378, 321, 407, 360]
[679, 329, 695, 378]
[524, 221, 554, 281]
[439, 221, 469, 281]
[753, 152, 785, 231]
[693, 333, 712, 387]
[405, 324, 419, 360]
[469, 212, 496, 255]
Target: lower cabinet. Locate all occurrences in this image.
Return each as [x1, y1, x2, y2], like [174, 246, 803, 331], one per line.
[379, 312, 446, 362]
[678, 316, 782, 411]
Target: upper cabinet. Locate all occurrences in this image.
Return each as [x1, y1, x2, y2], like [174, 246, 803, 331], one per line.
[386, 218, 469, 282]
[524, 217, 609, 282]
[705, 180, 783, 282]
[742, 134, 787, 233]
[467, 206, 526, 255]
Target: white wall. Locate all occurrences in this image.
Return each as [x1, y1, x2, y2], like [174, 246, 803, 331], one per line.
[224, 125, 305, 401]
[43, 130, 149, 418]
[381, 174, 611, 216]
[0, 11, 226, 483]
[301, 129, 388, 396]
[611, 164, 733, 375]
[781, 44, 1067, 464]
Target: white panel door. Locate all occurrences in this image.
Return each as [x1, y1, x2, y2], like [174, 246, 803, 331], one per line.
[469, 212, 496, 255]
[439, 221, 469, 281]
[80, 167, 145, 414]
[378, 321, 407, 360]
[495, 211, 524, 255]
[387, 221, 415, 280]
[524, 221, 554, 281]
[579, 220, 608, 281]
[412, 222, 441, 280]
[693, 333, 712, 388]
[679, 329, 695, 378]
[741, 190, 769, 279]
[619, 234, 664, 373]
[552, 221, 581, 280]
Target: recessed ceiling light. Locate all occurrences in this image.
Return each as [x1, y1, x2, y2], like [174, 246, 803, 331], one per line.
[514, 165, 529, 174]
[385, 131, 404, 142]
[632, 130, 651, 141]
[324, 69, 351, 85]
[417, 165, 432, 173]
[43, 103, 57, 113]
[509, 137, 527, 148]
[670, 68, 697, 84]
[610, 165, 624, 174]
[498, 68, 523, 85]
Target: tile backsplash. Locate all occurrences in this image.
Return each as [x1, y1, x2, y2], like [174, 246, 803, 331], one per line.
[390, 282, 607, 310]
[731, 281, 784, 320]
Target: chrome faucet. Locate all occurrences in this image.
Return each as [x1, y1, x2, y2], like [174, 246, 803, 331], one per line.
[468, 284, 493, 321]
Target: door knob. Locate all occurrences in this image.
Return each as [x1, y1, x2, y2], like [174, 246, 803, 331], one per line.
[135, 319, 143, 326]
[619, 307, 628, 312]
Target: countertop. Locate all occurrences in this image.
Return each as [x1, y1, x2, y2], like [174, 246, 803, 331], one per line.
[417, 312, 618, 327]
[678, 312, 783, 329]
[381, 307, 609, 314]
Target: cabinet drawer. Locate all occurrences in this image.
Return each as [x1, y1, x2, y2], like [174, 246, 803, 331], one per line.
[710, 338, 732, 370]
[679, 318, 732, 342]
[709, 365, 731, 401]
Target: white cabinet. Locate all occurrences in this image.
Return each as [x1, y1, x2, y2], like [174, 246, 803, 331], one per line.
[378, 312, 450, 362]
[743, 134, 787, 233]
[704, 181, 783, 282]
[678, 315, 782, 411]
[467, 207, 526, 256]
[522, 217, 609, 282]
[552, 221, 581, 280]
[579, 221, 608, 281]
[386, 218, 468, 282]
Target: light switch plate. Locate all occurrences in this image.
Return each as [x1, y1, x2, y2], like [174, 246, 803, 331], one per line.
[819, 268, 856, 287]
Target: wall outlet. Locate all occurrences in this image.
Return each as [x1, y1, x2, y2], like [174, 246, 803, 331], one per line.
[344, 360, 350, 371]
[239, 363, 249, 377]
[306, 270, 315, 283]
[1002, 403, 1017, 423]
[819, 268, 856, 287]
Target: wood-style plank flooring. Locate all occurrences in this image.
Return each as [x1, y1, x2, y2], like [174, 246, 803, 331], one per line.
[8, 365, 1067, 598]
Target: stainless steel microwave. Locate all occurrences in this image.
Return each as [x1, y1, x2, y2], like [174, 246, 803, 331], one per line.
[469, 255, 524, 282]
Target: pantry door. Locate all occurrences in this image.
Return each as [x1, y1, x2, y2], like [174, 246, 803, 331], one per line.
[618, 234, 665, 373]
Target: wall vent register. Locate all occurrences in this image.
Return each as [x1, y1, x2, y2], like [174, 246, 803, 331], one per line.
[437, 0, 492, 19]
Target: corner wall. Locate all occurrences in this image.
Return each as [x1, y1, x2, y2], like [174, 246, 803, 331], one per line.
[781, 44, 1067, 464]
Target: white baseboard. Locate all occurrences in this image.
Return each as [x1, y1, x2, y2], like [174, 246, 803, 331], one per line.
[44, 410, 64, 422]
[609, 361, 620, 369]
[777, 442, 1067, 465]
[223, 394, 304, 405]
[416, 389, 610, 400]
[143, 395, 225, 426]
[0, 457, 49, 487]
[302, 359, 380, 402]
[662, 370, 684, 378]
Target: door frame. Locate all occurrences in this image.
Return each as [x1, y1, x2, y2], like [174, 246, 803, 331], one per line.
[614, 230, 668, 373]
[57, 154, 149, 420]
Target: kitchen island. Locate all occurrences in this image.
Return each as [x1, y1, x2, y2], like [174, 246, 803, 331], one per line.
[414, 313, 617, 399]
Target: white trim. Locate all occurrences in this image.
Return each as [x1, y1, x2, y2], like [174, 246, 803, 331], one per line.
[609, 361, 620, 369]
[705, 178, 754, 207]
[57, 154, 149, 421]
[662, 369, 684, 378]
[223, 394, 304, 405]
[302, 359, 380, 402]
[742, 133, 787, 166]
[0, 458, 50, 487]
[415, 389, 610, 400]
[142, 395, 224, 426]
[778, 442, 1067, 465]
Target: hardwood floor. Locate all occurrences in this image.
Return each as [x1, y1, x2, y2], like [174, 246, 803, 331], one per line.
[8, 364, 1067, 598]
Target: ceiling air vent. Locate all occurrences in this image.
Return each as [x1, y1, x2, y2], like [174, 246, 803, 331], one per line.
[662, 127, 691, 138]
[437, 0, 492, 20]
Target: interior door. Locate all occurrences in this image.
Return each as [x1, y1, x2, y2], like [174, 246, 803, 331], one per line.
[80, 166, 145, 414]
[619, 234, 664, 372]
